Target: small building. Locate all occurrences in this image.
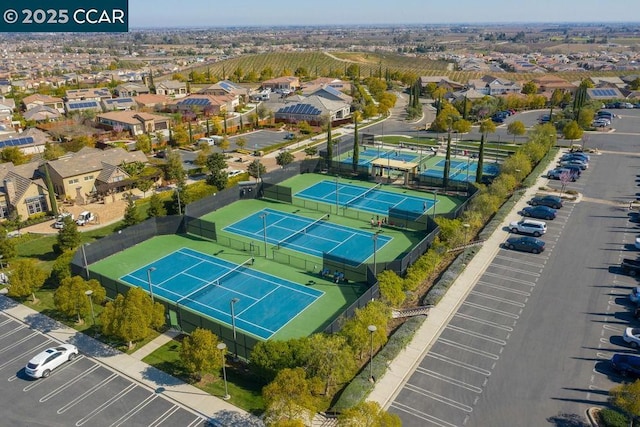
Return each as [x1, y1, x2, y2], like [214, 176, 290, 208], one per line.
[102, 97, 137, 111]
[22, 94, 65, 114]
[168, 95, 230, 116]
[261, 76, 301, 92]
[198, 80, 249, 103]
[65, 100, 103, 114]
[134, 94, 170, 110]
[115, 83, 150, 98]
[96, 111, 171, 136]
[23, 105, 62, 122]
[65, 88, 112, 102]
[274, 95, 350, 125]
[155, 80, 188, 98]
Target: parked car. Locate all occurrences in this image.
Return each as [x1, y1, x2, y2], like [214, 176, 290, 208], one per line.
[623, 328, 640, 349]
[547, 168, 577, 181]
[559, 159, 588, 170]
[509, 219, 547, 237]
[622, 260, 640, 277]
[491, 115, 505, 124]
[529, 195, 563, 209]
[610, 354, 640, 378]
[539, 114, 551, 123]
[561, 165, 583, 177]
[592, 118, 611, 128]
[597, 111, 615, 122]
[630, 286, 640, 302]
[504, 236, 546, 254]
[25, 344, 78, 378]
[76, 211, 95, 226]
[561, 152, 590, 162]
[521, 206, 557, 220]
[52, 213, 74, 229]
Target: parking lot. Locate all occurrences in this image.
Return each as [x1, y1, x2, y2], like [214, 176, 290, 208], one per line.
[0, 310, 206, 427]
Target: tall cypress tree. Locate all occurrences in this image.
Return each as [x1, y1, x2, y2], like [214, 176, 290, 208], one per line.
[326, 119, 333, 169]
[352, 114, 359, 173]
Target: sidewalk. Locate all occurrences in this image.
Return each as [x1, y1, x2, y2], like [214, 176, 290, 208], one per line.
[368, 151, 566, 409]
[0, 298, 262, 426]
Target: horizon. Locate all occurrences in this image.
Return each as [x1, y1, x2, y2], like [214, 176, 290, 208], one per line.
[129, 0, 640, 28]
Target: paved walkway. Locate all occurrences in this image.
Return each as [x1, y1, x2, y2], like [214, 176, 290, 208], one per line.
[0, 298, 263, 426]
[369, 150, 567, 409]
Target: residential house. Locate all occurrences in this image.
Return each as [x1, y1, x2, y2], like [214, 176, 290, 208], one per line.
[448, 88, 488, 103]
[301, 84, 353, 104]
[168, 94, 230, 115]
[65, 87, 112, 102]
[102, 97, 137, 111]
[96, 111, 171, 136]
[588, 76, 626, 89]
[115, 83, 150, 97]
[261, 76, 301, 92]
[586, 87, 624, 101]
[304, 77, 351, 92]
[65, 100, 103, 114]
[468, 75, 522, 96]
[42, 146, 150, 203]
[0, 128, 48, 155]
[198, 80, 248, 103]
[155, 80, 188, 98]
[531, 75, 577, 95]
[134, 94, 170, 110]
[274, 95, 350, 125]
[0, 160, 49, 221]
[22, 94, 65, 114]
[418, 76, 465, 95]
[23, 105, 62, 122]
[0, 79, 11, 95]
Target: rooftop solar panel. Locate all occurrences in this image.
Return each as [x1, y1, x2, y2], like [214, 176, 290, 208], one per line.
[0, 136, 34, 149]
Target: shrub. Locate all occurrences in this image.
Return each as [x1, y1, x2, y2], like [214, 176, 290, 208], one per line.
[599, 408, 629, 427]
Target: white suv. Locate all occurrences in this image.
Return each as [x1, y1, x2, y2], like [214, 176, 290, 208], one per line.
[508, 219, 547, 237]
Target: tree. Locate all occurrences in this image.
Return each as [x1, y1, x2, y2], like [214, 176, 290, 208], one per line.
[164, 149, 185, 184]
[305, 333, 356, 395]
[325, 119, 333, 166]
[610, 380, 640, 426]
[54, 276, 105, 324]
[135, 134, 152, 153]
[50, 250, 75, 284]
[352, 111, 360, 172]
[122, 193, 142, 227]
[171, 123, 189, 146]
[100, 287, 164, 350]
[180, 328, 222, 381]
[6, 259, 47, 302]
[276, 151, 295, 168]
[0, 147, 28, 165]
[339, 301, 389, 360]
[43, 142, 66, 160]
[521, 81, 538, 95]
[218, 137, 230, 153]
[377, 270, 405, 307]
[572, 85, 587, 121]
[476, 119, 496, 184]
[549, 88, 565, 119]
[452, 119, 471, 134]
[507, 120, 526, 143]
[563, 120, 584, 140]
[43, 163, 58, 216]
[205, 152, 229, 189]
[236, 136, 247, 151]
[263, 368, 320, 426]
[147, 193, 167, 217]
[249, 338, 312, 383]
[304, 146, 318, 157]
[339, 401, 402, 427]
[248, 160, 266, 181]
[136, 179, 154, 197]
[56, 216, 81, 252]
[0, 229, 17, 260]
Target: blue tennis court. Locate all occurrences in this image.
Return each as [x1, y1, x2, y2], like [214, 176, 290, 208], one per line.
[223, 208, 392, 265]
[340, 148, 420, 166]
[422, 160, 500, 182]
[120, 248, 323, 339]
[295, 180, 435, 216]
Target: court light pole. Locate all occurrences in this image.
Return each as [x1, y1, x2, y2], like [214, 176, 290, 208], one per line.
[368, 324, 377, 382]
[81, 243, 90, 279]
[259, 212, 268, 258]
[463, 223, 470, 243]
[335, 175, 339, 215]
[85, 289, 96, 332]
[217, 342, 230, 400]
[147, 267, 156, 303]
[230, 298, 240, 360]
[431, 190, 438, 220]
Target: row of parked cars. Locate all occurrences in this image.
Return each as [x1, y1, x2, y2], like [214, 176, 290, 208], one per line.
[546, 151, 590, 182]
[491, 109, 517, 123]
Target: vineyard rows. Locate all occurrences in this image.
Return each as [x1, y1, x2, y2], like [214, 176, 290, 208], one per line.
[167, 51, 639, 86]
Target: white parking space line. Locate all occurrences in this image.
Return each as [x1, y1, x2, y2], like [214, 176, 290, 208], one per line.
[75, 383, 137, 426]
[405, 382, 473, 412]
[475, 281, 532, 297]
[462, 301, 520, 319]
[445, 324, 507, 345]
[56, 373, 119, 413]
[0, 325, 27, 340]
[38, 360, 97, 401]
[109, 394, 160, 427]
[0, 331, 41, 357]
[150, 405, 182, 427]
[427, 352, 493, 375]
[185, 416, 204, 427]
[0, 318, 14, 328]
[454, 312, 514, 332]
[486, 264, 541, 277]
[438, 338, 500, 360]
[4, 341, 51, 375]
[391, 401, 459, 427]
[493, 255, 546, 268]
[481, 272, 537, 287]
[415, 367, 483, 393]
[468, 291, 526, 307]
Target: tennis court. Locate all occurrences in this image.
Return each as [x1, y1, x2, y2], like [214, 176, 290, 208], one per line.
[422, 159, 500, 182]
[295, 180, 435, 216]
[340, 147, 420, 166]
[223, 208, 392, 265]
[120, 247, 323, 339]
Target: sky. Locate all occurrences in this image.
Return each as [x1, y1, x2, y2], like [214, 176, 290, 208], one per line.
[130, 0, 640, 28]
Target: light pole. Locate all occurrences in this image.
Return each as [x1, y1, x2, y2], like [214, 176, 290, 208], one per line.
[147, 267, 156, 303]
[81, 243, 90, 280]
[372, 233, 378, 277]
[230, 298, 240, 360]
[175, 188, 182, 216]
[335, 176, 339, 215]
[85, 289, 96, 332]
[368, 324, 377, 382]
[463, 223, 470, 243]
[0, 255, 4, 283]
[217, 342, 230, 400]
[259, 212, 268, 258]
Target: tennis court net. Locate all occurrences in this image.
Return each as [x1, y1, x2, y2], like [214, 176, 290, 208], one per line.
[276, 214, 329, 249]
[450, 162, 467, 178]
[214, 257, 255, 286]
[177, 257, 254, 304]
[343, 183, 382, 209]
